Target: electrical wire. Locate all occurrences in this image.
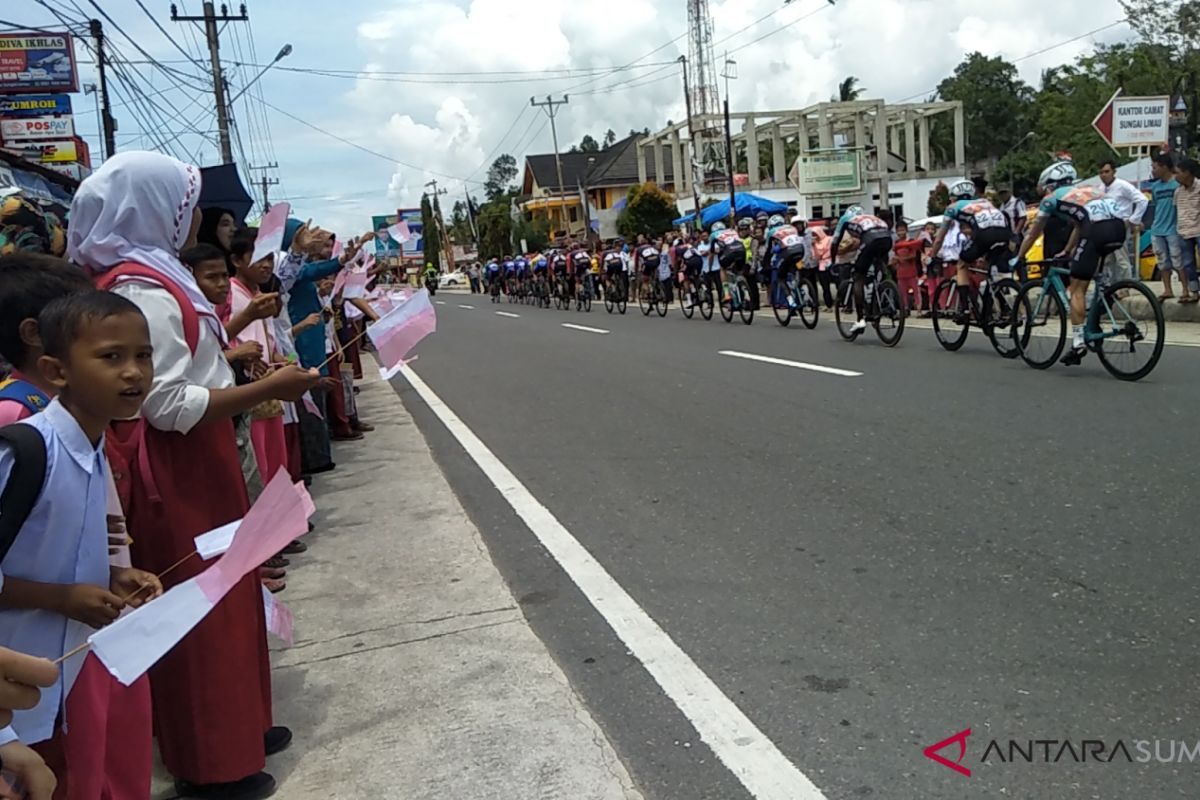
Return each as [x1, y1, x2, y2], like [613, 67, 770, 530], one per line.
[726, 1, 833, 55]
[132, 0, 209, 71]
[85, 0, 213, 92]
[460, 106, 530, 185]
[573, 62, 680, 96]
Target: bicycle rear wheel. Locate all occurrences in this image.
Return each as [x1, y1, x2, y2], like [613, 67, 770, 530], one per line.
[736, 277, 754, 325]
[772, 280, 792, 327]
[798, 277, 820, 329]
[1094, 280, 1165, 381]
[680, 282, 695, 319]
[719, 283, 734, 322]
[932, 278, 969, 351]
[985, 278, 1021, 359]
[873, 280, 905, 347]
[604, 286, 615, 314]
[834, 279, 860, 341]
[1014, 278, 1067, 369]
[700, 284, 714, 320]
[656, 283, 669, 317]
[639, 282, 652, 316]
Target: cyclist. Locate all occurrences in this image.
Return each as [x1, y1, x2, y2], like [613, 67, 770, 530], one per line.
[634, 238, 663, 301]
[708, 220, 757, 308]
[1013, 161, 1125, 365]
[569, 242, 592, 302]
[514, 253, 530, 296]
[678, 237, 706, 307]
[531, 254, 549, 299]
[485, 257, 502, 296]
[501, 254, 517, 295]
[765, 213, 808, 311]
[829, 205, 892, 334]
[550, 248, 569, 301]
[602, 240, 627, 299]
[929, 179, 1013, 290]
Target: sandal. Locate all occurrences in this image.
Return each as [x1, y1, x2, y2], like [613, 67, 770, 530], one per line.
[1180, 296, 1199, 304]
[262, 577, 287, 594]
[1158, 293, 1175, 300]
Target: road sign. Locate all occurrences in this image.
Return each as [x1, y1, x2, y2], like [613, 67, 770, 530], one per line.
[1092, 91, 1170, 149]
[789, 149, 862, 195]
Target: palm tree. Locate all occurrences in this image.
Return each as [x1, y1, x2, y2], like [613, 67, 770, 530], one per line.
[835, 75, 863, 101]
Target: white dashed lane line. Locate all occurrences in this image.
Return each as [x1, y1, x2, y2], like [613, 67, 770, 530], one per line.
[496, 311, 520, 318]
[718, 350, 862, 377]
[561, 323, 610, 335]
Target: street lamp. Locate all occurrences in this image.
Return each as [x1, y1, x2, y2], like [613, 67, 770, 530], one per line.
[228, 43, 292, 105]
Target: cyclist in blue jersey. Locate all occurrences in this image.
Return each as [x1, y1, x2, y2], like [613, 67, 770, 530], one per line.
[485, 257, 502, 295]
[531, 254, 549, 298]
[501, 255, 517, 295]
[829, 205, 892, 334]
[764, 213, 807, 311]
[708, 221, 758, 308]
[930, 178, 1013, 287]
[1013, 161, 1126, 365]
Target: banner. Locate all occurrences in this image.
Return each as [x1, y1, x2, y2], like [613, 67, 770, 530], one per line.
[0, 94, 72, 117]
[0, 33, 79, 94]
[2, 138, 77, 163]
[789, 149, 862, 196]
[0, 115, 74, 142]
[372, 210, 422, 258]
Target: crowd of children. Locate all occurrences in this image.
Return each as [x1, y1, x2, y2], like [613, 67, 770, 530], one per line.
[0, 151, 392, 800]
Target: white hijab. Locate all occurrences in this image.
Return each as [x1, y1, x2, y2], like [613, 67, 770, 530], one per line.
[67, 151, 226, 341]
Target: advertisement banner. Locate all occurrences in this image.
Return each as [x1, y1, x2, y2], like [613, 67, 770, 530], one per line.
[372, 209, 423, 258]
[0, 115, 74, 142]
[0, 33, 79, 94]
[0, 94, 72, 117]
[2, 139, 77, 163]
[789, 149, 862, 195]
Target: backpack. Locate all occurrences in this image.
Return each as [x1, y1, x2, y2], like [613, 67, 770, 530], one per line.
[0, 376, 50, 415]
[0, 424, 47, 563]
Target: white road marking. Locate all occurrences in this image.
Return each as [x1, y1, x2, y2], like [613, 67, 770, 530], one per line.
[435, 300, 446, 305]
[495, 311, 520, 318]
[719, 350, 862, 378]
[458, 304, 476, 310]
[398, 364, 827, 800]
[561, 323, 609, 335]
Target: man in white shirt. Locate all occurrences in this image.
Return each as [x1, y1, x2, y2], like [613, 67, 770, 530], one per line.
[998, 188, 1027, 241]
[1099, 160, 1149, 283]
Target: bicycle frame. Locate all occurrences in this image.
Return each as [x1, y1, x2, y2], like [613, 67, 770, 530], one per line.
[1023, 260, 1130, 345]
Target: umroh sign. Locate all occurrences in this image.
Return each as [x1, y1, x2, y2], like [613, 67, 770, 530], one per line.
[0, 94, 72, 117]
[0, 32, 79, 94]
[0, 115, 75, 142]
[789, 149, 862, 195]
[1092, 91, 1170, 149]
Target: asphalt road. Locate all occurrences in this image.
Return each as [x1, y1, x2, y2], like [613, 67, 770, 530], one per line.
[388, 289, 1200, 800]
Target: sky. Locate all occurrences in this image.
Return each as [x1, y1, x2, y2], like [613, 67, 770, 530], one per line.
[7, 0, 1134, 237]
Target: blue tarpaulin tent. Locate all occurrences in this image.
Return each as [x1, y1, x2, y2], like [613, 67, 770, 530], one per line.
[673, 192, 789, 228]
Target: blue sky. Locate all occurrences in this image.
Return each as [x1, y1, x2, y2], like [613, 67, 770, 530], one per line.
[8, 0, 1132, 237]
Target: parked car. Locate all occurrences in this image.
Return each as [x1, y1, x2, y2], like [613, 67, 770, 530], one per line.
[438, 270, 467, 287]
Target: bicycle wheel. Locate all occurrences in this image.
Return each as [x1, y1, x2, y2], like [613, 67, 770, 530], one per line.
[583, 288, 592, 313]
[700, 285, 714, 320]
[932, 278, 969, 351]
[639, 282, 652, 316]
[834, 279, 861, 341]
[772, 281, 792, 327]
[719, 281, 734, 322]
[873, 280, 905, 347]
[798, 277, 819, 329]
[604, 286, 615, 314]
[736, 277, 754, 324]
[656, 284, 669, 317]
[985, 278, 1022, 359]
[1094, 280, 1165, 381]
[1014, 278, 1067, 369]
[680, 282, 695, 319]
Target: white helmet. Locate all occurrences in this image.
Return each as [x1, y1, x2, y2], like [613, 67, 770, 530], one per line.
[1038, 161, 1078, 192]
[711, 221, 727, 233]
[948, 179, 975, 200]
[790, 214, 805, 225]
[767, 214, 786, 228]
[844, 205, 864, 218]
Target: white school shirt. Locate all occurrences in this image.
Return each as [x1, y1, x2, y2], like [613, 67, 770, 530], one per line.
[112, 282, 235, 434]
[1102, 178, 1149, 225]
[0, 400, 110, 744]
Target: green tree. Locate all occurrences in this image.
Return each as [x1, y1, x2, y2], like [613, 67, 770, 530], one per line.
[420, 194, 443, 270]
[834, 76, 863, 102]
[477, 197, 514, 259]
[926, 181, 949, 216]
[1121, 0, 1200, 138]
[603, 128, 617, 148]
[449, 199, 475, 245]
[937, 53, 1034, 164]
[615, 182, 680, 238]
[579, 134, 600, 152]
[512, 213, 551, 253]
[484, 154, 518, 201]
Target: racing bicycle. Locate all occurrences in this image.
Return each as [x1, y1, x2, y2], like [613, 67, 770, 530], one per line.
[930, 259, 1021, 358]
[640, 276, 670, 317]
[604, 273, 629, 314]
[834, 264, 905, 346]
[771, 268, 819, 329]
[679, 271, 714, 320]
[719, 273, 755, 325]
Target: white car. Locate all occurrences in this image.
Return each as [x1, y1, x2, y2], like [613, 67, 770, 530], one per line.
[438, 270, 468, 287]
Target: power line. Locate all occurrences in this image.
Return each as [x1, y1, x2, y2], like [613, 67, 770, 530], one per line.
[218, 61, 678, 86]
[461, 106, 530, 186]
[132, 0, 207, 69]
[223, 60, 680, 78]
[726, 1, 833, 55]
[559, 34, 689, 96]
[85, 0, 212, 92]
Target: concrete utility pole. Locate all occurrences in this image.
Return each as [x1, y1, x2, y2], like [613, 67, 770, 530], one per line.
[171, 2, 248, 165]
[425, 180, 453, 271]
[250, 163, 279, 211]
[679, 56, 704, 230]
[531, 95, 570, 236]
[88, 19, 116, 160]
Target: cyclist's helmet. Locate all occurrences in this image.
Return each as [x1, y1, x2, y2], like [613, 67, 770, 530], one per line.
[711, 221, 727, 233]
[767, 214, 786, 228]
[1037, 160, 1078, 192]
[948, 179, 975, 200]
[844, 204, 864, 218]
[790, 214, 805, 226]
[736, 217, 753, 230]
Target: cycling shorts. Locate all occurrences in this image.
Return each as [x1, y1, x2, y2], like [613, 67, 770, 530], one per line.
[640, 258, 661, 277]
[1070, 218, 1126, 281]
[775, 246, 806, 275]
[682, 257, 704, 277]
[851, 231, 893, 277]
[533, 264, 547, 273]
[604, 259, 624, 275]
[960, 227, 1011, 272]
[718, 248, 747, 270]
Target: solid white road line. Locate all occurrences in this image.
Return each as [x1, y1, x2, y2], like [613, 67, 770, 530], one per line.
[435, 300, 446, 305]
[458, 304, 476, 310]
[398, 364, 828, 800]
[561, 323, 609, 335]
[495, 311, 521, 318]
[719, 350, 862, 378]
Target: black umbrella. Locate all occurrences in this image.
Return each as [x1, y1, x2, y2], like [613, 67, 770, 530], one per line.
[198, 163, 255, 225]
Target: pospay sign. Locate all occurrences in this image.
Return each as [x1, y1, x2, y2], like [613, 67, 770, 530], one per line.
[0, 116, 74, 142]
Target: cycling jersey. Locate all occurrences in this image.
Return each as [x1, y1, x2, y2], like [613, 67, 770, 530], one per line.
[502, 259, 516, 275]
[602, 250, 624, 273]
[637, 245, 661, 275]
[944, 198, 1009, 231]
[551, 253, 568, 273]
[1037, 185, 1119, 224]
[514, 257, 529, 276]
[532, 258, 548, 273]
[710, 229, 746, 267]
[569, 249, 592, 275]
[485, 261, 501, 278]
[832, 210, 888, 242]
[680, 246, 704, 276]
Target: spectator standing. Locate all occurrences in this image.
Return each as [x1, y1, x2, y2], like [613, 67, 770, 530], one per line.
[468, 262, 481, 293]
[1098, 160, 1149, 283]
[1147, 152, 1189, 301]
[1173, 157, 1200, 304]
[998, 188, 1027, 243]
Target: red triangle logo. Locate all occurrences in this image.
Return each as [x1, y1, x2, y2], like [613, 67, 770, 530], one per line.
[923, 728, 972, 777]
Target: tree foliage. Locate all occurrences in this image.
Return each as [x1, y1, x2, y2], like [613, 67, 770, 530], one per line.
[484, 154, 518, 201]
[926, 181, 949, 217]
[420, 194, 442, 269]
[603, 128, 617, 148]
[476, 198, 513, 260]
[937, 53, 1034, 163]
[615, 182, 680, 238]
[835, 76, 863, 102]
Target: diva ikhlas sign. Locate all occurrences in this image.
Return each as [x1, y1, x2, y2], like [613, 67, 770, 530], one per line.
[1092, 92, 1170, 149]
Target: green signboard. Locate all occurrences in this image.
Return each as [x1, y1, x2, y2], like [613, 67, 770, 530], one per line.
[789, 149, 862, 195]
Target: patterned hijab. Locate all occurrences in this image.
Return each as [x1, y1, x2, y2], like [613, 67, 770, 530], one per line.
[0, 191, 66, 256]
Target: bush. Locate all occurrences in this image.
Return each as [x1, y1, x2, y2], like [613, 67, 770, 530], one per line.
[616, 182, 680, 239]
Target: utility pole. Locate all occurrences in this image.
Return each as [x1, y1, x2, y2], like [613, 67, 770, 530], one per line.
[425, 180, 453, 271]
[678, 56, 703, 231]
[464, 193, 480, 250]
[88, 19, 116, 160]
[720, 53, 738, 224]
[531, 95, 569, 237]
[249, 163, 279, 211]
[171, 2, 248, 165]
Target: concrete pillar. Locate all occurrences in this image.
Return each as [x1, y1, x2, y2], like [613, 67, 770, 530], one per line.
[745, 116, 760, 186]
[854, 112, 867, 153]
[889, 123, 900, 157]
[671, 131, 684, 195]
[637, 142, 647, 184]
[918, 115, 931, 170]
[904, 109, 916, 175]
[654, 140, 665, 186]
[874, 104, 889, 215]
[818, 104, 833, 149]
[680, 139, 692, 193]
[953, 104, 966, 170]
[772, 124, 786, 185]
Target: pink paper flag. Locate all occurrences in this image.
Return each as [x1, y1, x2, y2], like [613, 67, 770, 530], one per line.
[295, 480, 316, 519]
[331, 268, 348, 297]
[387, 221, 412, 243]
[332, 239, 344, 259]
[195, 471, 309, 603]
[342, 269, 369, 299]
[262, 585, 295, 645]
[252, 202, 291, 265]
[366, 288, 436, 371]
[301, 391, 323, 419]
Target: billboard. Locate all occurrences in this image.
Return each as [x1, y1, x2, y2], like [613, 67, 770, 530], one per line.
[0, 33, 79, 94]
[371, 209, 423, 258]
[2, 139, 79, 163]
[0, 115, 74, 142]
[789, 149, 862, 195]
[0, 94, 72, 117]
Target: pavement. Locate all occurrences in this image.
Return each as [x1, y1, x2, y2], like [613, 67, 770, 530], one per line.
[152, 375, 641, 800]
[389, 293, 1200, 799]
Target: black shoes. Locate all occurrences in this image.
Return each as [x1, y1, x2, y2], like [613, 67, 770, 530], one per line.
[282, 539, 308, 555]
[264, 726, 293, 756]
[175, 772, 276, 800]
